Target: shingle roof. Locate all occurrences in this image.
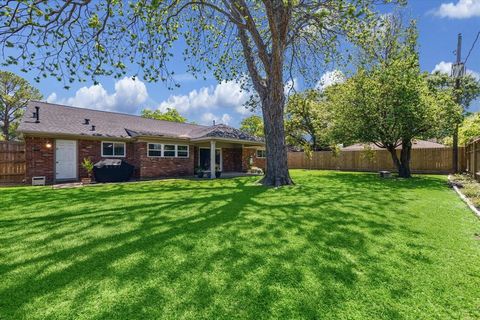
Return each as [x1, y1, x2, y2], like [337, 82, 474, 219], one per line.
[18, 101, 263, 143]
[192, 124, 263, 142]
[342, 140, 447, 151]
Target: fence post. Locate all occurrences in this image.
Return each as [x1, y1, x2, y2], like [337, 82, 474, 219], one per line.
[472, 141, 477, 179]
[474, 141, 478, 180]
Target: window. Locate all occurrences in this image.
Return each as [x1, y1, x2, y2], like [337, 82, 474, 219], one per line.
[256, 149, 266, 158]
[177, 145, 189, 158]
[102, 142, 125, 157]
[147, 143, 189, 158]
[163, 145, 176, 157]
[148, 143, 162, 157]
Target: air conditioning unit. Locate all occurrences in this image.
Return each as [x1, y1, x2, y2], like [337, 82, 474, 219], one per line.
[32, 176, 46, 186]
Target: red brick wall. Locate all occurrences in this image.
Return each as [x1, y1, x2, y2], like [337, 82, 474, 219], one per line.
[222, 148, 242, 172]
[25, 137, 55, 184]
[242, 148, 266, 172]
[78, 140, 138, 179]
[25, 136, 262, 183]
[25, 137, 138, 184]
[136, 142, 194, 178]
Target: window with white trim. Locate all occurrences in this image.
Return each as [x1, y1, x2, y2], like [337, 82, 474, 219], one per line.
[256, 149, 266, 158]
[147, 143, 189, 158]
[102, 141, 126, 157]
[148, 143, 162, 157]
[163, 144, 176, 157]
[177, 145, 189, 158]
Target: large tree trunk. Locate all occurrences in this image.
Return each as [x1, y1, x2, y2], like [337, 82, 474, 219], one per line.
[1, 116, 10, 141]
[387, 139, 412, 178]
[260, 80, 293, 187]
[398, 139, 412, 178]
[235, 1, 293, 186]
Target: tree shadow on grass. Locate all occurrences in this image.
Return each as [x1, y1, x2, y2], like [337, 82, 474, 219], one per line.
[0, 172, 454, 319]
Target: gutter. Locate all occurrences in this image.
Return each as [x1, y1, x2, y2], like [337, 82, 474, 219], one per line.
[190, 136, 265, 145]
[18, 131, 265, 146]
[19, 131, 132, 142]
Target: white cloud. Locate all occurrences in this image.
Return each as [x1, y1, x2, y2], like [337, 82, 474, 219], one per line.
[432, 61, 453, 74]
[47, 77, 148, 114]
[284, 78, 299, 96]
[316, 70, 346, 91]
[46, 92, 57, 103]
[433, 0, 480, 19]
[157, 80, 250, 115]
[201, 112, 231, 125]
[432, 61, 480, 79]
[157, 80, 254, 123]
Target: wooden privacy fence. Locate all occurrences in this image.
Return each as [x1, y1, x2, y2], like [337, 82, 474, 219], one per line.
[288, 147, 464, 174]
[465, 139, 480, 181]
[0, 141, 25, 184]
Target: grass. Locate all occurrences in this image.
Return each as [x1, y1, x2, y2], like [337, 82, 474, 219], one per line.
[0, 170, 479, 319]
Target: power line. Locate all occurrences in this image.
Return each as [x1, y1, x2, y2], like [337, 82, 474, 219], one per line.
[464, 31, 480, 64]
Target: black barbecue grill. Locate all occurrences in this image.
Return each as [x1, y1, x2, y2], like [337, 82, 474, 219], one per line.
[93, 159, 134, 182]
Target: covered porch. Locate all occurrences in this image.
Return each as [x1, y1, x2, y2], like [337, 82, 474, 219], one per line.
[192, 138, 265, 179]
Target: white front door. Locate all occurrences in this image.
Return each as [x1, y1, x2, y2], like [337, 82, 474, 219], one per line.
[55, 140, 77, 180]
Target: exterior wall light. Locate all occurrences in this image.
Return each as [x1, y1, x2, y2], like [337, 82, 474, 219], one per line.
[45, 142, 52, 149]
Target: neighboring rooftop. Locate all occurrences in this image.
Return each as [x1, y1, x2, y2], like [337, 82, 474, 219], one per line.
[342, 140, 447, 151]
[18, 101, 263, 143]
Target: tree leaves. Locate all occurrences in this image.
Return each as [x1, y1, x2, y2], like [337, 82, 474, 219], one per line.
[141, 107, 188, 123]
[240, 115, 264, 137]
[0, 71, 43, 140]
[327, 20, 460, 150]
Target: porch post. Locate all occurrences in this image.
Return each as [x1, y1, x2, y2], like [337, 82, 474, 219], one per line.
[210, 140, 216, 179]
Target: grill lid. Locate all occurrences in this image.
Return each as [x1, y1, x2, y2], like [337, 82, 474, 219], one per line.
[94, 159, 123, 168]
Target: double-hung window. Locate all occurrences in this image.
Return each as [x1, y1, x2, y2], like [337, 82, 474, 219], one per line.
[163, 145, 176, 157]
[177, 145, 189, 158]
[148, 143, 162, 157]
[102, 142, 126, 157]
[147, 143, 189, 158]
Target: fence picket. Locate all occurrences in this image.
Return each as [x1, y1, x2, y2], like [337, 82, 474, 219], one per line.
[288, 147, 463, 174]
[0, 142, 25, 184]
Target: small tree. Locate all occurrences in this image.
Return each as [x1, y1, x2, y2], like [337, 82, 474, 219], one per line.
[81, 158, 94, 178]
[240, 115, 264, 137]
[141, 108, 187, 123]
[0, 71, 42, 140]
[329, 21, 460, 178]
[285, 90, 333, 151]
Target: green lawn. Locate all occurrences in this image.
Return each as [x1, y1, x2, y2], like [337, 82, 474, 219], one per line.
[1, 170, 479, 319]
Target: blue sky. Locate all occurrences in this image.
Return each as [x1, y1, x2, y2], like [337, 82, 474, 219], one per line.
[3, 0, 480, 127]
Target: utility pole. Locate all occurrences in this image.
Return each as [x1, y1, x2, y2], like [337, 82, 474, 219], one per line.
[452, 33, 463, 173]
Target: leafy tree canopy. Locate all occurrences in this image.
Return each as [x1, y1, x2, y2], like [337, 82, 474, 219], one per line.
[240, 115, 264, 137]
[141, 108, 187, 123]
[328, 18, 461, 178]
[427, 72, 480, 112]
[457, 113, 480, 145]
[0, 71, 42, 141]
[285, 90, 333, 151]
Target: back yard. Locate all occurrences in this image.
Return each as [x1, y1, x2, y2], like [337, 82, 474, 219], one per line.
[1, 170, 479, 319]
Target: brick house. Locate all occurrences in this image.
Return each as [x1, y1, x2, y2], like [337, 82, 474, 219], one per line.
[18, 101, 266, 184]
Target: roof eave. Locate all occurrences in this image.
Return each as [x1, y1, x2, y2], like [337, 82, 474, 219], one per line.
[135, 135, 191, 142]
[19, 130, 132, 141]
[190, 136, 265, 145]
